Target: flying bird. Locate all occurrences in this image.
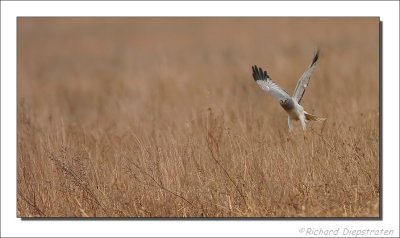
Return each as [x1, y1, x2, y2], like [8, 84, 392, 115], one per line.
[252, 50, 326, 132]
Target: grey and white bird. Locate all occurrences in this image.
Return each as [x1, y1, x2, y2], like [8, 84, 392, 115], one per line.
[252, 50, 326, 132]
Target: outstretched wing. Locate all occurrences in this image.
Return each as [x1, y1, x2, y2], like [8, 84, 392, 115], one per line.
[292, 49, 320, 104]
[252, 65, 291, 102]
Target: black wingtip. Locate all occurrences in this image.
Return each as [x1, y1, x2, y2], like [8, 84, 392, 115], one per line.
[251, 65, 269, 81]
[311, 49, 320, 65]
[252, 65, 257, 81]
[252, 65, 260, 81]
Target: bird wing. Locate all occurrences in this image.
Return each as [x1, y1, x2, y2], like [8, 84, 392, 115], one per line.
[252, 65, 291, 102]
[292, 49, 320, 104]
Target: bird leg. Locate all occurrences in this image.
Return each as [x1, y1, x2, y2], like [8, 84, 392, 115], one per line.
[288, 116, 293, 133]
[300, 115, 307, 140]
[286, 117, 293, 142]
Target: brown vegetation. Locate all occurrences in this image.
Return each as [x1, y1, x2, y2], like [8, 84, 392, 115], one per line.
[17, 18, 379, 217]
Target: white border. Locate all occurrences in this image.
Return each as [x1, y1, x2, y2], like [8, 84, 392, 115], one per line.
[1, 1, 399, 237]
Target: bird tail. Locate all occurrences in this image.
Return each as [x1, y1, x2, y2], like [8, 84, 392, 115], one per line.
[305, 112, 326, 122]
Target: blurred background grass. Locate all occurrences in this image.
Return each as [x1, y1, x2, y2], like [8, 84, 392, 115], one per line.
[17, 18, 379, 217]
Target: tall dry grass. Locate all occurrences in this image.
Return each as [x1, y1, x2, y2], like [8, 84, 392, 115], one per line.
[17, 18, 379, 217]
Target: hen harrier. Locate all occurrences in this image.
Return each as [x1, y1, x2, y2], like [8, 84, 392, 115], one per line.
[252, 50, 326, 132]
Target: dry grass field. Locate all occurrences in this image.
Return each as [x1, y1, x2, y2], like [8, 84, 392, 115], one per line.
[17, 18, 379, 217]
